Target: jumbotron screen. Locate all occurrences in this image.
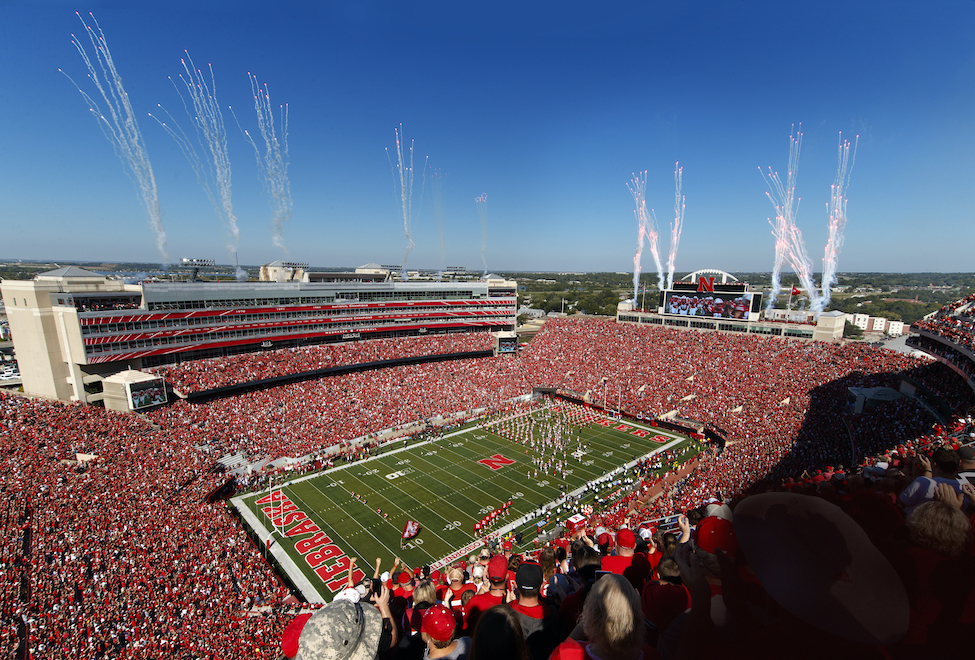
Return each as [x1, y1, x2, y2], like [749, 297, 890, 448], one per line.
[497, 336, 518, 353]
[126, 378, 167, 410]
[664, 291, 755, 319]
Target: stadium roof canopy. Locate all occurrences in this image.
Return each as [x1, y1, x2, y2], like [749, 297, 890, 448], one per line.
[36, 266, 103, 279]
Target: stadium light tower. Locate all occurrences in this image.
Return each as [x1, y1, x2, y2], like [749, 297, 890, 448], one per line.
[180, 258, 215, 282]
[279, 261, 309, 282]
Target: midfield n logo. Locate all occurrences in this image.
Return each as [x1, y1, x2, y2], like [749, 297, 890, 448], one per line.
[478, 454, 516, 471]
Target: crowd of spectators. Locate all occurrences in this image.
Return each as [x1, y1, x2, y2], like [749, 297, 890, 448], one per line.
[149, 333, 495, 394]
[908, 335, 975, 384]
[6, 296, 975, 658]
[911, 292, 975, 351]
[288, 431, 975, 659]
[0, 393, 297, 659]
[148, 354, 532, 463]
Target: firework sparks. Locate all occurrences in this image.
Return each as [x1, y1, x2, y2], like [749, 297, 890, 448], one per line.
[666, 163, 685, 290]
[818, 133, 858, 311]
[237, 75, 291, 253]
[151, 52, 240, 261]
[61, 12, 169, 263]
[627, 171, 664, 300]
[475, 193, 489, 275]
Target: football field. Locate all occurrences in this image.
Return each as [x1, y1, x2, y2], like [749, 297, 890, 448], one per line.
[233, 400, 697, 601]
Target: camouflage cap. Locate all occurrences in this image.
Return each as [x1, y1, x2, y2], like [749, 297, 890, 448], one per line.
[294, 599, 383, 660]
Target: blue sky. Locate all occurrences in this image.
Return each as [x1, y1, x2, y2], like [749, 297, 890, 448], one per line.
[0, 1, 973, 273]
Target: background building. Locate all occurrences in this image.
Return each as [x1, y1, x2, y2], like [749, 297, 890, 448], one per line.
[1, 265, 516, 404]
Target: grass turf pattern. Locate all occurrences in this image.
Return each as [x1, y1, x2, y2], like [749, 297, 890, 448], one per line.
[235, 402, 693, 599]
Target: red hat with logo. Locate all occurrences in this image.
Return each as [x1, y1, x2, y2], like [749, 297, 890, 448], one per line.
[695, 516, 738, 556]
[421, 604, 457, 642]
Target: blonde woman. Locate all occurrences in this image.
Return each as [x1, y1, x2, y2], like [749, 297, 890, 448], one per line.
[550, 573, 649, 660]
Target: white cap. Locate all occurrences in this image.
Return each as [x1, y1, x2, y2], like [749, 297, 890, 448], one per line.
[333, 587, 361, 603]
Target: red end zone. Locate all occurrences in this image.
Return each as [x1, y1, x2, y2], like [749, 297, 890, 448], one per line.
[594, 418, 670, 442]
[256, 491, 365, 593]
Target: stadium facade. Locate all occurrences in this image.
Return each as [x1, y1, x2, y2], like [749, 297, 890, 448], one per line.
[1, 264, 517, 403]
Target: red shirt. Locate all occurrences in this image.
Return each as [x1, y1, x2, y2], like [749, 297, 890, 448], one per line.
[602, 551, 654, 590]
[441, 584, 476, 610]
[463, 591, 505, 632]
[510, 600, 549, 620]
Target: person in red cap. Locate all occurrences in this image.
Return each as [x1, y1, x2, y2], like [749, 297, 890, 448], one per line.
[393, 570, 415, 606]
[601, 527, 654, 591]
[463, 555, 509, 633]
[420, 603, 470, 659]
[692, 515, 738, 598]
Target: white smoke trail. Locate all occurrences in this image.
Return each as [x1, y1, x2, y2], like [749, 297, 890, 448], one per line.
[236, 75, 291, 253]
[761, 126, 803, 311]
[627, 172, 664, 296]
[475, 193, 489, 275]
[817, 133, 858, 312]
[627, 172, 647, 301]
[385, 125, 427, 278]
[666, 163, 685, 290]
[61, 12, 169, 263]
[151, 52, 240, 260]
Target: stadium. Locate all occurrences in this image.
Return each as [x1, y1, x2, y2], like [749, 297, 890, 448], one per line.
[2, 260, 974, 659]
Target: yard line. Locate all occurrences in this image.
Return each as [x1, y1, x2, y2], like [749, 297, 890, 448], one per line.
[346, 452, 487, 518]
[304, 478, 437, 564]
[338, 470, 461, 551]
[420, 439, 554, 505]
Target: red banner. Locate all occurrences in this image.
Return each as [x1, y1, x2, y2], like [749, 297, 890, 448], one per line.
[402, 520, 421, 540]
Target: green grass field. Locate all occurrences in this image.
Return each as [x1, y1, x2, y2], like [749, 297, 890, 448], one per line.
[233, 401, 697, 601]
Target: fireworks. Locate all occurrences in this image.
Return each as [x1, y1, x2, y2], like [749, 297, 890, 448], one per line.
[819, 134, 858, 310]
[238, 74, 291, 253]
[762, 125, 857, 315]
[61, 12, 169, 263]
[666, 163, 685, 291]
[152, 52, 240, 263]
[627, 171, 663, 302]
[761, 125, 803, 311]
[386, 125, 426, 279]
[475, 193, 489, 275]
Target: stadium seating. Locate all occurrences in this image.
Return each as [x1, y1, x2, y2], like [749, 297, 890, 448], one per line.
[6, 301, 975, 658]
[149, 333, 495, 394]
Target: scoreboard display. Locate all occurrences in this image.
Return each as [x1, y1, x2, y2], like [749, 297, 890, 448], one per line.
[126, 377, 167, 410]
[662, 276, 763, 320]
[664, 291, 755, 319]
[497, 336, 518, 353]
